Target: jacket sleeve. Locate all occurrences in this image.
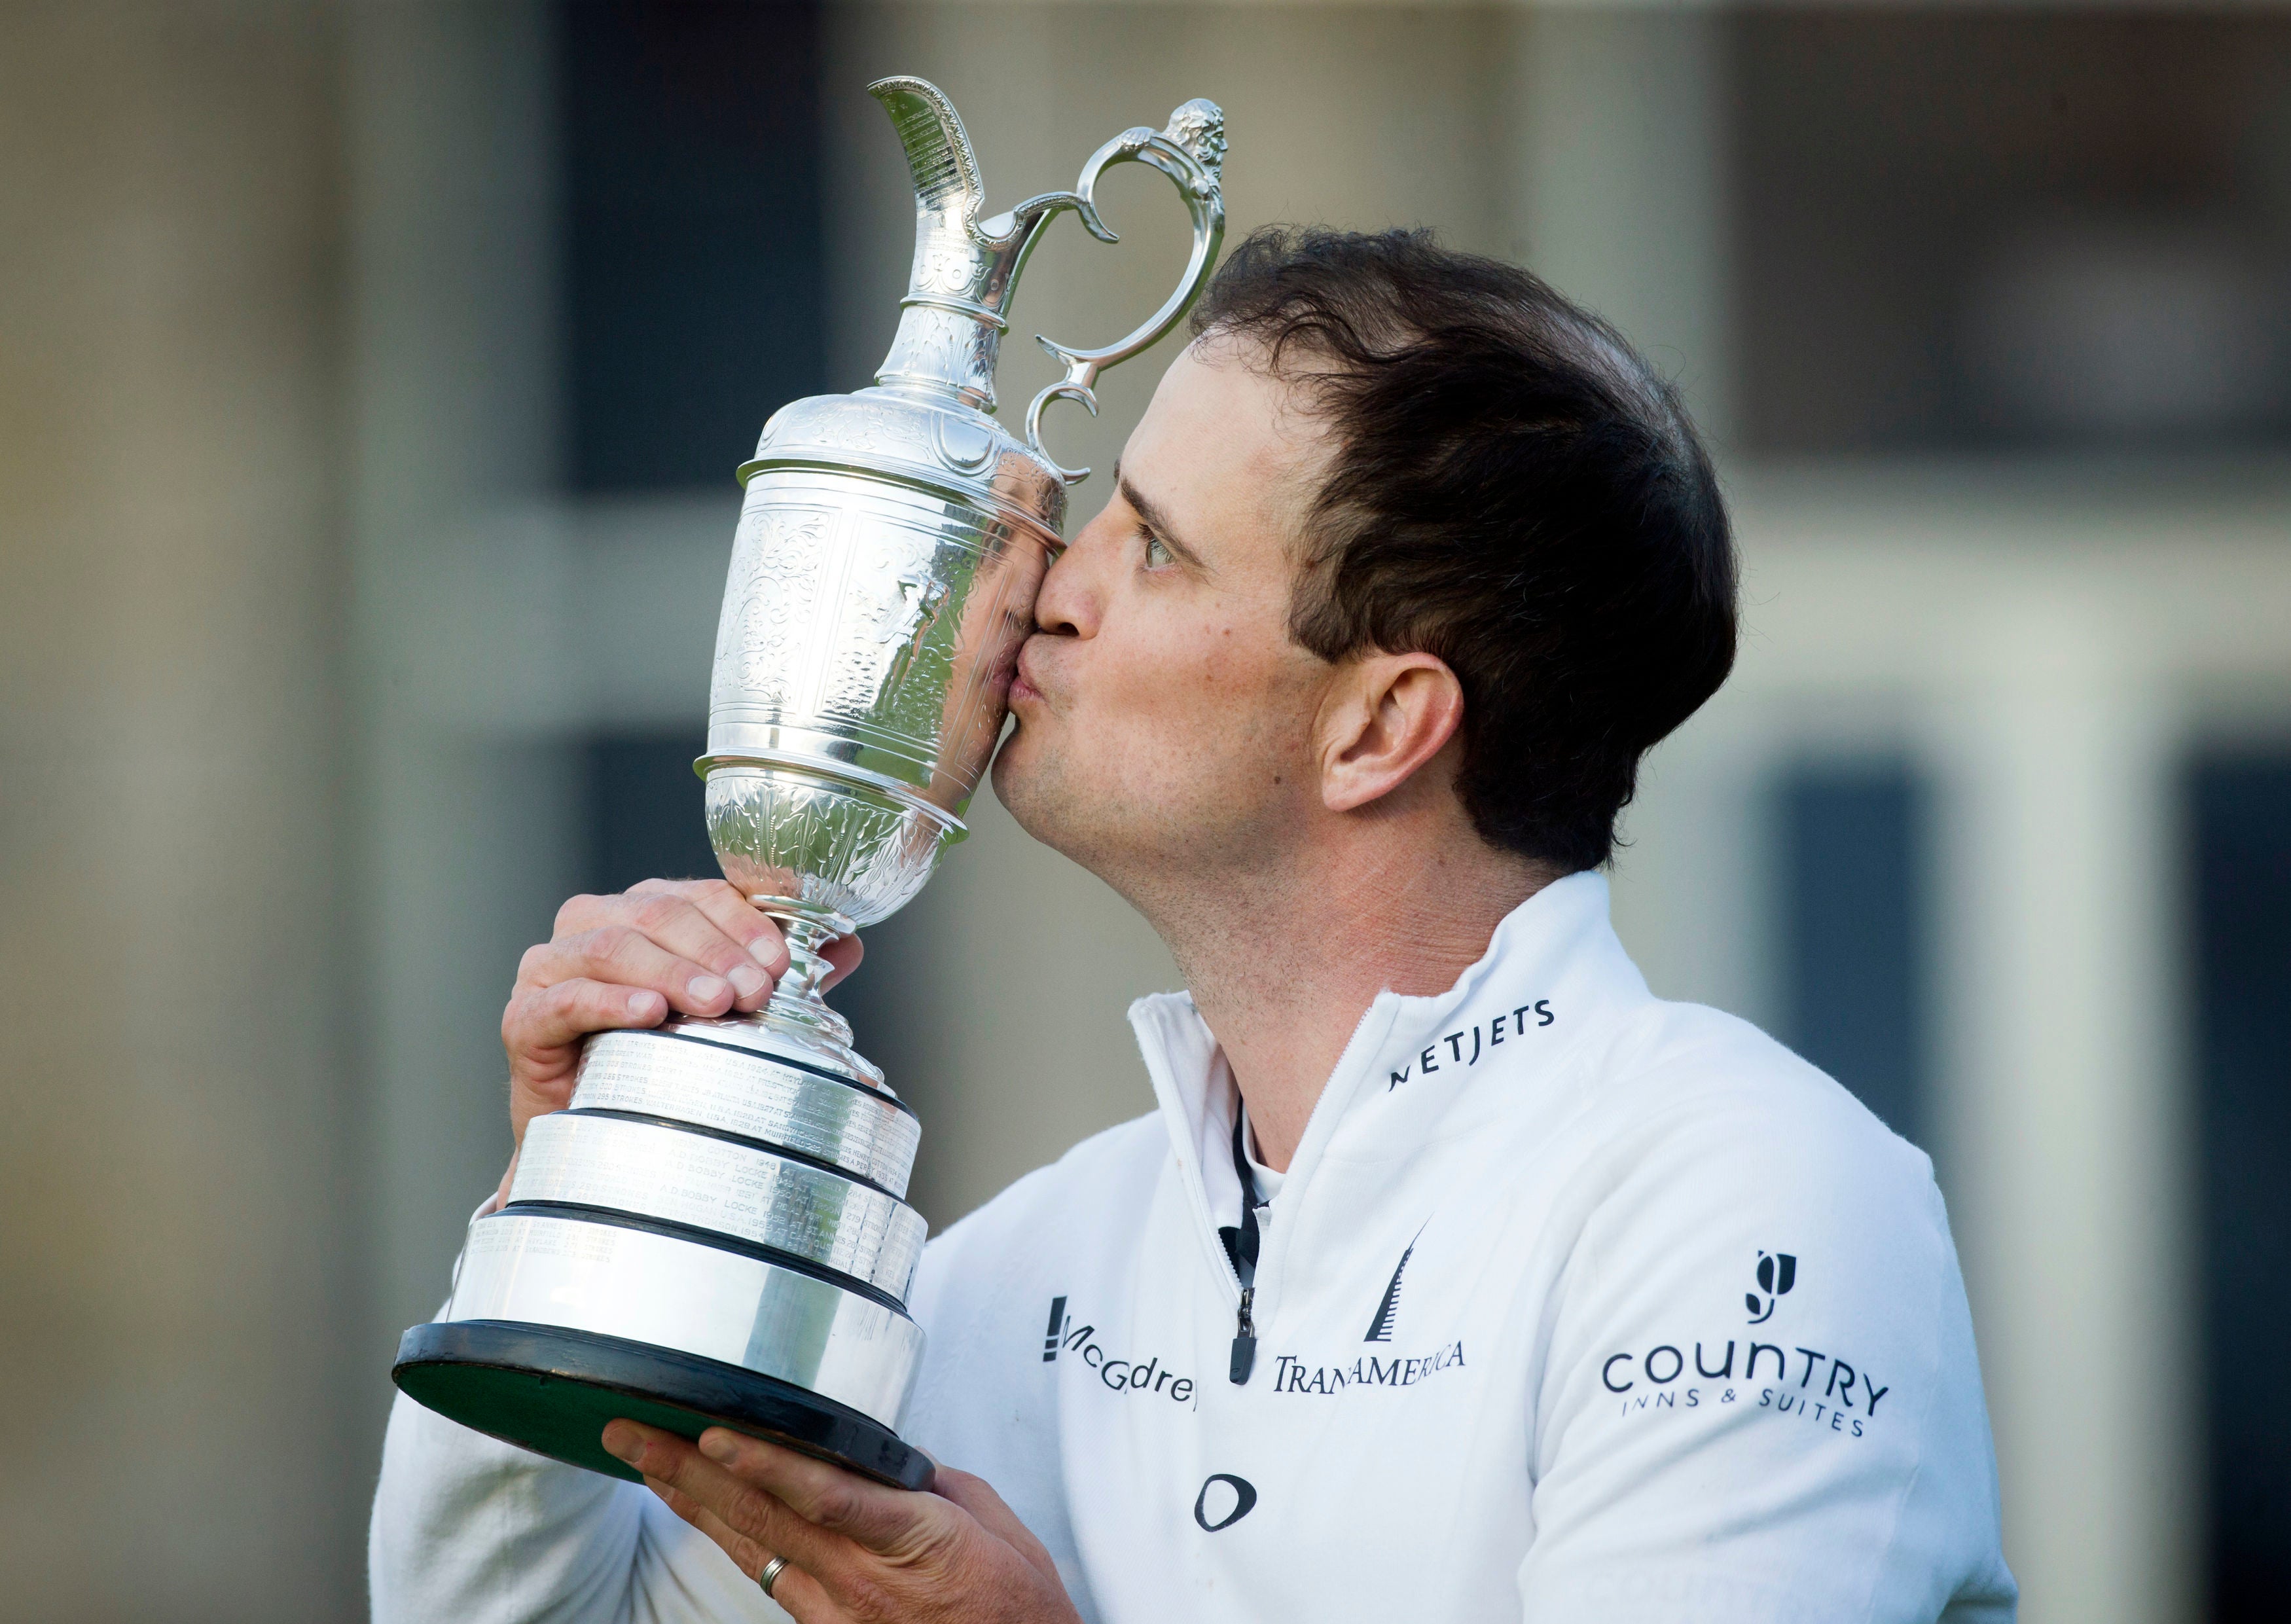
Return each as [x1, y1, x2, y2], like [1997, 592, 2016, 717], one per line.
[1514, 1071, 2019, 1624]
[368, 1295, 783, 1623]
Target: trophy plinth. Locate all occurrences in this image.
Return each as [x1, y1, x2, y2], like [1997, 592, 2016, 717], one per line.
[393, 77, 1225, 1487]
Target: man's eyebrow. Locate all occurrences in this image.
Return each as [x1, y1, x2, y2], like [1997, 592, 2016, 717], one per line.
[1115, 465, 1207, 569]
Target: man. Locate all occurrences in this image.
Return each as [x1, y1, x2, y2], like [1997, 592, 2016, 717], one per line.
[372, 229, 2017, 1623]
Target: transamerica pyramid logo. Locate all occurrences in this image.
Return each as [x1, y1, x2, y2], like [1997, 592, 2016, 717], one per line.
[1363, 1222, 1429, 1343]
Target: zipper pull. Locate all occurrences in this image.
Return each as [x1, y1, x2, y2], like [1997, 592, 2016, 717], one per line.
[1229, 1285, 1257, 1384]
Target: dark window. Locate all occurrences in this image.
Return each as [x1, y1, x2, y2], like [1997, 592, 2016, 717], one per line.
[583, 732, 717, 895]
[1731, 11, 2291, 454]
[559, 0, 826, 492]
[1774, 760, 1930, 1147]
[2192, 755, 2291, 1621]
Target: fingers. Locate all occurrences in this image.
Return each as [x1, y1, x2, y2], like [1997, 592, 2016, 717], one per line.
[507, 977, 670, 1063]
[629, 878, 790, 982]
[696, 1428, 929, 1555]
[522, 922, 749, 1023]
[502, 977, 672, 1147]
[603, 1422, 841, 1574]
[545, 882, 784, 1017]
[613, 1422, 1081, 1624]
[759, 1563, 837, 1624]
[500, 879, 815, 1166]
[643, 1479, 842, 1622]
[647, 1475, 768, 1572]
[604, 1420, 943, 1564]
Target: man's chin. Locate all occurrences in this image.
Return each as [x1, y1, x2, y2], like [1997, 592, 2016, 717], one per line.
[989, 728, 1039, 803]
[989, 734, 1083, 857]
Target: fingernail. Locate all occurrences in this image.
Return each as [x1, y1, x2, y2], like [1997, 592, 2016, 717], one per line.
[727, 964, 767, 999]
[627, 990, 662, 1019]
[602, 1423, 644, 1465]
[750, 933, 782, 967]
[698, 1430, 738, 1464]
[687, 975, 727, 1004]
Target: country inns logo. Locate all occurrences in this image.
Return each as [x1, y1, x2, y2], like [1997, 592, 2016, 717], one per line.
[1745, 1250, 1796, 1324]
[1603, 1246, 1890, 1441]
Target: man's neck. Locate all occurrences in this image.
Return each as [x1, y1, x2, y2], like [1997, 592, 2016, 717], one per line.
[1140, 832, 1552, 1174]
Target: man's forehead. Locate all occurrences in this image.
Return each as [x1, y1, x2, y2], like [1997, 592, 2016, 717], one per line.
[1122, 342, 1331, 544]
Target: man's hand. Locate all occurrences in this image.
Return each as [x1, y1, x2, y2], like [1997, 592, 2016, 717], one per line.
[495, 878, 863, 1202]
[600, 1420, 1081, 1624]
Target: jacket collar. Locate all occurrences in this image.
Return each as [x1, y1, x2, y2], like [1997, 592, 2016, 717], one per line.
[1125, 871, 1650, 1295]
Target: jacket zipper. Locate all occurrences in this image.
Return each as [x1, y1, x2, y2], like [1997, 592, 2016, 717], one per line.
[1223, 1113, 1262, 1384]
[1149, 996, 1396, 1394]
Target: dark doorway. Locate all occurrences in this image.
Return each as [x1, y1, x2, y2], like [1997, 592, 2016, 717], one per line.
[582, 732, 717, 895]
[558, 0, 827, 492]
[1774, 759, 1931, 1149]
[2191, 754, 2291, 1620]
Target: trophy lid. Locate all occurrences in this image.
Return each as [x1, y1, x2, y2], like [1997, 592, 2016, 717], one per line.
[736, 77, 1228, 539]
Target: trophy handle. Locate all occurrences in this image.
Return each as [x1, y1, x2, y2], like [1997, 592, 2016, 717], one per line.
[1022, 99, 1228, 483]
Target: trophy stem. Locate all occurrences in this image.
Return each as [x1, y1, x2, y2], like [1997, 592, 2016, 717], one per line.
[745, 895, 886, 1088]
[772, 907, 843, 1003]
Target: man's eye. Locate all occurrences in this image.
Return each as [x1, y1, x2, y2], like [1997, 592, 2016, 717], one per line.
[1143, 533, 1172, 568]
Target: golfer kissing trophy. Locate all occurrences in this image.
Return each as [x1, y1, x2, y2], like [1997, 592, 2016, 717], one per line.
[391, 78, 1225, 1489]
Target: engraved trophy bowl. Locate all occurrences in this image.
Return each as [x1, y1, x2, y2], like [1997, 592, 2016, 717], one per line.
[392, 77, 1226, 1489]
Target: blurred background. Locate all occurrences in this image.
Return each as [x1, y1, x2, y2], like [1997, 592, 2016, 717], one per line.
[2, 1, 2287, 1619]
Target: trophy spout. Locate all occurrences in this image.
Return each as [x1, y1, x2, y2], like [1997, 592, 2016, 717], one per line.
[869, 77, 1005, 409]
[867, 77, 1105, 412]
[872, 76, 989, 232]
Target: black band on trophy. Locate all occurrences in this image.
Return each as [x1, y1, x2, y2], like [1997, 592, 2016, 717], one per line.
[570, 1028, 921, 1195]
[499, 1202, 916, 1317]
[510, 1115, 927, 1295]
[645, 1025, 923, 1115]
[562, 1107, 909, 1201]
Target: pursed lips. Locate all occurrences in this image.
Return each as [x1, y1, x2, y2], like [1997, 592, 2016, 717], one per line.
[1011, 638, 1060, 711]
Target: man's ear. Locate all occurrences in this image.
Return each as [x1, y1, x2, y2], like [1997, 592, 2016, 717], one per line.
[1316, 652, 1466, 814]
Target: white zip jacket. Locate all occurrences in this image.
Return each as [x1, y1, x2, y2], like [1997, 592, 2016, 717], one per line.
[371, 873, 2017, 1622]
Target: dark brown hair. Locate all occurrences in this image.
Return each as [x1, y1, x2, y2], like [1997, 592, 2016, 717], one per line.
[1191, 226, 1738, 873]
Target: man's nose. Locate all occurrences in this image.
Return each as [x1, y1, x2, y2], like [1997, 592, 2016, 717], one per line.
[1031, 515, 1111, 638]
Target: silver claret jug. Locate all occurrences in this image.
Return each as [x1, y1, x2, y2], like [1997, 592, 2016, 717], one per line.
[393, 77, 1227, 1489]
